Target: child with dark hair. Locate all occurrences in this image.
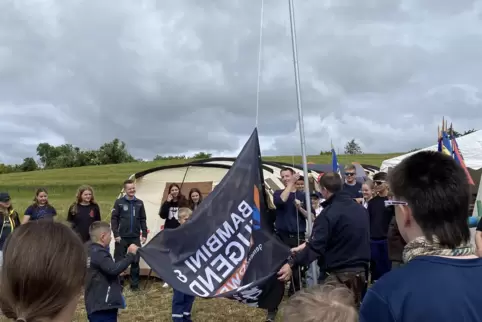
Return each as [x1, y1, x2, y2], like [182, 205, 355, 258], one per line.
[22, 188, 57, 223]
[360, 151, 482, 322]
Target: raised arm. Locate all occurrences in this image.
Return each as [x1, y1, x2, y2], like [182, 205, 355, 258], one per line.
[91, 250, 135, 276]
[159, 201, 171, 219]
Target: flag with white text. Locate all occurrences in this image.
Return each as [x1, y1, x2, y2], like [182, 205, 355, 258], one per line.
[138, 128, 290, 308]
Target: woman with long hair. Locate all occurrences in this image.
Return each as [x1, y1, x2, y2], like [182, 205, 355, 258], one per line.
[159, 183, 188, 230]
[0, 192, 20, 268]
[0, 221, 86, 321]
[67, 185, 101, 243]
[22, 188, 57, 224]
[188, 188, 203, 211]
[158, 183, 187, 289]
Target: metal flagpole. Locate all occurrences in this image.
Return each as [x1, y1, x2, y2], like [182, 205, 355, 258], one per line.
[288, 0, 318, 284]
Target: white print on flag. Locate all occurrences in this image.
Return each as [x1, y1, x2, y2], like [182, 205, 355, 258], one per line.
[172, 200, 261, 297]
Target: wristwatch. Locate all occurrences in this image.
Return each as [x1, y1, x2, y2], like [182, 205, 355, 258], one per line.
[287, 255, 295, 268]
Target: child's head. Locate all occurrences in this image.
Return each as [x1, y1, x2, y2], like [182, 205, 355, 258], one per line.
[178, 207, 193, 225]
[89, 221, 112, 246]
[361, 180, 374, 200]
[33, 187, 49, 206]
[0, 221, 86, 322]
[282, 284, 358, 322]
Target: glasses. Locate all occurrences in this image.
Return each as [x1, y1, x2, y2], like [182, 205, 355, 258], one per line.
[384, 200, 408, 207]
[345, 172, 356, 176]
[374, 180, 386, 185]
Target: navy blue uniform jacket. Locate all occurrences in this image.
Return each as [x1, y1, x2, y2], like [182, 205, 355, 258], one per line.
[293, 191, 370, 271]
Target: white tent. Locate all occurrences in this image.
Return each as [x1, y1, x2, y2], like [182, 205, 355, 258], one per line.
[380, 130, 482, 172]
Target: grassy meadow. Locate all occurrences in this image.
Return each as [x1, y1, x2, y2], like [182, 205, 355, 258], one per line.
[0, 153, 399, 322]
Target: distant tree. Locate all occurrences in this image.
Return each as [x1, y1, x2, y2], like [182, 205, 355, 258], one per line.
[153, 155, 187, 161]
[319, 150, 331, 155]
[97, 139, 135, 164]
[450, 128, 476, 138]
[192, 152, 212, 159]
[344, 139, 362, 155]
[408, 148, 419, 153]
[20, 157, 39, 172]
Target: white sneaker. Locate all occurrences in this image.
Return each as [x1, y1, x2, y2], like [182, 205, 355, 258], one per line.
[162, 282, 169, 288]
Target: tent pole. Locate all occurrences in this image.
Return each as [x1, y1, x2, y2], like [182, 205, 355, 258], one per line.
[288, 0, 318, 284]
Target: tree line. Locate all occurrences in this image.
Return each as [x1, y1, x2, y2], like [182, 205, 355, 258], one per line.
[0, 138, 213, 175]
[1, 128, 477, 175]
[320, 129, 477, 156]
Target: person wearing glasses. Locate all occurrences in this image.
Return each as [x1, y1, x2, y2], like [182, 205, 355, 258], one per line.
[360, 151, 482, 322]
[342, 164, 363, 203]
[366, 172, 394, 283]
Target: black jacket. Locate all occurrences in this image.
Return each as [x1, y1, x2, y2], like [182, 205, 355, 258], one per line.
[110, 196, 148, 238]
[0, 210, 21, 250]
[159, 200, 186, 229]
[84, 242, 135, 315]
[294, 191, 370, 271]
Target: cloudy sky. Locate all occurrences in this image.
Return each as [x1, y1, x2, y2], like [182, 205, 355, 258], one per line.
[1, 0, 481, 164]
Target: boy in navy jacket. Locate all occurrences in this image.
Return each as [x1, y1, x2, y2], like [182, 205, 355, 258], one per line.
[85, 221, 139, 322]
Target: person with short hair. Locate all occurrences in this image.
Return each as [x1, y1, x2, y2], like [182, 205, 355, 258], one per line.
[85, 221, 139, 322]
[111, 179, 148, 291]
[367, 172, 394, 282]
[360, 151, 482, 322]
[282, 284, 358, 322]
[0, 221, 86, 322]
[278, 172, 370, 307]
[171, 208, 196, 322]
[342, 164, 363, 202]
[273, 168, 309, 294]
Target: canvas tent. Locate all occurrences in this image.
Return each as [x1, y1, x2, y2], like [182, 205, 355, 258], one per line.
[380, 130, 482, 172]
[380, 130, 482, 217]
[110, 158, 380, 275]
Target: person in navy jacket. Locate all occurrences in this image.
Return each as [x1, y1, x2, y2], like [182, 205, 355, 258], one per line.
[278, 172, 370, 307]
[85, 221, 139, 322]
[360, 151, 482, 322]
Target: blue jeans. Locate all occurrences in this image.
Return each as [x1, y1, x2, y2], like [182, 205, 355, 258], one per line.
[370, 239, 391, 282]
[172, 289, 195, 322]
[305, 263, 321, 287]
[88, 309, 118, 322]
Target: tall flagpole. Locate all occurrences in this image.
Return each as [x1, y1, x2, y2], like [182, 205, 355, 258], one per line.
[288, 0, 318, 284]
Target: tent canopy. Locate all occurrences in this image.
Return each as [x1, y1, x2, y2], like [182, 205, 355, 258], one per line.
[380, 130, 482, 172]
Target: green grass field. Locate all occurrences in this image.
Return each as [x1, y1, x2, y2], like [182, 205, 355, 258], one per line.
[0, 153, 399, 322]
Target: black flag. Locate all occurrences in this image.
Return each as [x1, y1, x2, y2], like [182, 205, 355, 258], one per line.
[138, 128, 290, 308]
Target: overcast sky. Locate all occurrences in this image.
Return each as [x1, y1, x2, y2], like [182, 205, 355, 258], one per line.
[1, 0, 481, 164]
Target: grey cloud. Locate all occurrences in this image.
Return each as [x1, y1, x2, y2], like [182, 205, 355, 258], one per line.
[0, 0, 481, 164]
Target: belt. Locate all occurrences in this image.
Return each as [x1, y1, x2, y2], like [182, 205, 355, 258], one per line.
[327, 266, 366, 274]
[278, 231, 306, 238]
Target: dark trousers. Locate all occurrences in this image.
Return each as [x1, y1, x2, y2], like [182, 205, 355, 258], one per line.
[114, 237, 141, 288]
[88, 309, 118, 322]
[172, 289, 195, 322]
[277, 231, 306, 296]
[320, 269, 367, 307]
[370, 239, 391, 282]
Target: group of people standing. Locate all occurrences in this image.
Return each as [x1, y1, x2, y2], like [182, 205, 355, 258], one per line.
[264, 164, 410, 321]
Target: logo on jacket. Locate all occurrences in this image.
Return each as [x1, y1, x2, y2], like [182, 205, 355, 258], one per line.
[89, 210, 94, 218]
[123, 204, 128, 211]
